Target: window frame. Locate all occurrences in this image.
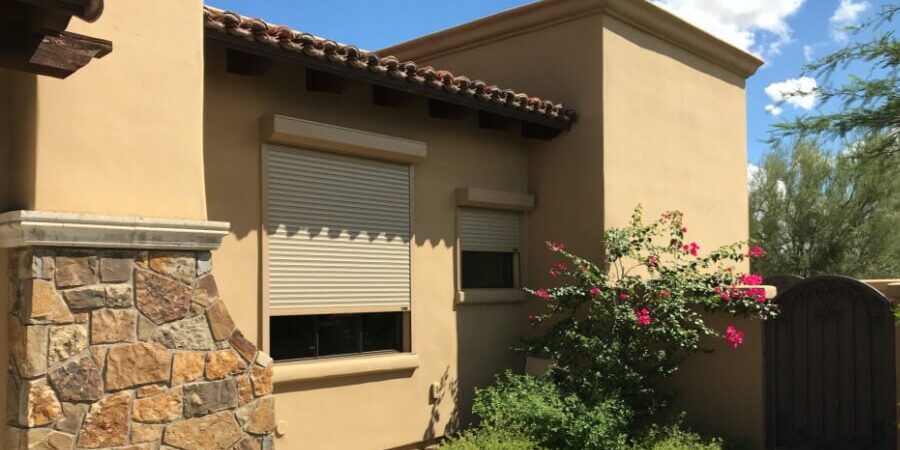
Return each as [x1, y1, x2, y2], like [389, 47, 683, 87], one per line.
[259, 117, 425, 362]
[268, 311, 411, 363]
[454, 188, 534, 305]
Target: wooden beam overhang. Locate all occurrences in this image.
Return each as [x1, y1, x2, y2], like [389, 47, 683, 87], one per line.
[205, 29, 576, 139]
[0, 0, 110, 78]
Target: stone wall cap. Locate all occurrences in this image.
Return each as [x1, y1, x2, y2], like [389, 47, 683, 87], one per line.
[0, 210, 231, 250]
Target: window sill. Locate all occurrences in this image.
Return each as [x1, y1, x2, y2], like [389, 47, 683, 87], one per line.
[272, 353, 420, 385]
[455, 289, 526, 305]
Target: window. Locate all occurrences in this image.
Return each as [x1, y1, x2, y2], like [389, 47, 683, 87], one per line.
[269, 312, 405, 361]
[264, 144, 412, 360]
[458, 208, 522, 291]
[461, 251, 515, 289]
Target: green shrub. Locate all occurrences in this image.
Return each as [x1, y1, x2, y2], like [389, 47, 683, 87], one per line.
[438, 428, 541, 450]
[472, 371, 631, 450]
[632, 423, 724, 450]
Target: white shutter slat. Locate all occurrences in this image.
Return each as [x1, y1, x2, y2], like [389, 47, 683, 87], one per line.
[266, 146, 411, 312]
[459, 208, 520, 251]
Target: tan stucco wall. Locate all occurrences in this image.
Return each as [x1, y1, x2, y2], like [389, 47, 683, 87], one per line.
[204, 46, 532, 449]
[388, 12, 761, 448]
[0, 69, 9, 211]
[0, 70, 8, 443]
[6, 0, 207, 219]
[600, 16, 761, 446]
[412, 16, 608, 320]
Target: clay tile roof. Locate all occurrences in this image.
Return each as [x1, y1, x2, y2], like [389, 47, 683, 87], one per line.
[203, 6, 578, 129]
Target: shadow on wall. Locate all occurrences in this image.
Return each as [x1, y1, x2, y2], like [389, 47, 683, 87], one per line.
[423, 366, 459, 442]
[3, 71, 37, 212]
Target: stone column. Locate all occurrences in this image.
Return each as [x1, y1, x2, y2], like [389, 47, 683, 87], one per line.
[0, 211, 276, 450]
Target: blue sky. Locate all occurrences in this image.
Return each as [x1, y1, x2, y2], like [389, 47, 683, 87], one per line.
[207, 0, 886, 165]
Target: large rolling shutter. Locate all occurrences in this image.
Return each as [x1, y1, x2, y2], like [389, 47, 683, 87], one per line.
[265, 145, 411, 313]
[459, 208, 521, 252]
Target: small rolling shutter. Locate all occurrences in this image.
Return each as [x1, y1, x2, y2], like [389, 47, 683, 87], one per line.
[459, 208, 521, 252]
[265, 145, 411, 313]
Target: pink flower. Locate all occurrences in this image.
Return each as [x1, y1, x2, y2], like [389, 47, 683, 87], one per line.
[681, 227, 688, 233]
[619, 292, 629, 301]
[682, 242, 700, 256]
[647, 256, 658, 267]
[528, 315, 535, 321]
[749, 287, 767, 303]
[635, 308, 652, 326]
[748, 245, 765, 258]
[739, 274, 764, 285]
[535, 289, 550, 300]
[725, 326, 744, 349]
[549, 242, 565, 251]
[589, 287, 601, 296]
[657, 289, 671, 299]
[714, 287, 732, 302]
[549, 263, 568, 277]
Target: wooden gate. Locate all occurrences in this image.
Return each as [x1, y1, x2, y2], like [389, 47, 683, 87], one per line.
[765, 276, 896, 449]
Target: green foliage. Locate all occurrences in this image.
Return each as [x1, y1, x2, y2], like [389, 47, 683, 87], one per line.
[525, 207, 775, 423]
[770, 5, 899, 158]
[437, 427, 541, 450]
[471, 371, 631, 450]
[750, 138, 900, 278]
[631, 423, 724, 450]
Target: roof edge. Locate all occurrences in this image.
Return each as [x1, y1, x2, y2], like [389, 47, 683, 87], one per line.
[379, 0, 764, 79]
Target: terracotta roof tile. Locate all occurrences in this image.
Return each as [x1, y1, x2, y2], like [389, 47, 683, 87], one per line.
[203, 6, 578, 127]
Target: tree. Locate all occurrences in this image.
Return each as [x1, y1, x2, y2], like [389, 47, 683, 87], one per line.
[750, 137, 900, 278]
[771, 5, 899, 158]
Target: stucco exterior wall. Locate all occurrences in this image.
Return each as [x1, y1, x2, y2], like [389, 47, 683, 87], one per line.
[385, 10, 762, 448]
[1, 69, 9, 212]
[411, 15, 608, 307]
[599, 15, 762, 446]
[0, 70, 10, 443]
[7, 0, 207, 220]
[204, 45, 532, 449]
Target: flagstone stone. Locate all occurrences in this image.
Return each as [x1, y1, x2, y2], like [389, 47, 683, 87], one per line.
[48, 355, 104, 402]
[105, 343, 171, 391]
[77, 392, 131, 448]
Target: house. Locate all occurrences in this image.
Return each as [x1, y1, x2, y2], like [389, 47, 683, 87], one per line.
[0, 1, 769, 449]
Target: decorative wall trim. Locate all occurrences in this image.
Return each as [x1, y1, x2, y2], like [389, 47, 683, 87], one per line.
[273, 353, 420, 384]
[261, 114, 428, 164]
[0, 210, 230, 250]
[380, 0, 763, 79]
[455, 289, 526, 305]
[456, 187, 535, 211]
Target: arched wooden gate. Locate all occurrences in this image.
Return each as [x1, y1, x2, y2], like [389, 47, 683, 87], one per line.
[765, 276, 896, 449]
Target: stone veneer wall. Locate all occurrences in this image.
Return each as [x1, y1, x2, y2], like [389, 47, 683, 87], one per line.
[5, 248, 276, 450]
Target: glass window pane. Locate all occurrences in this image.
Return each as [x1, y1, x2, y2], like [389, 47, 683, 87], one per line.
[317, 314, 361, 356]
[362, 313, 402, 352]
[269, 315, 316, 361]
[461, 251, 515, 289]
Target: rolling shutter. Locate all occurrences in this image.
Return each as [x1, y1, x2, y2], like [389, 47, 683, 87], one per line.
[265, 145, 411, 313]
[459, 208, 521, 252]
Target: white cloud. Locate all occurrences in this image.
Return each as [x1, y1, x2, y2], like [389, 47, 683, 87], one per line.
[764, 104, 783, 116]
[831, 0, 869, 23]
[650, 0, 806, 60]
[764, 76, 818, 111]
[830, 0, 869, 41]
[803, 44, 815, 62]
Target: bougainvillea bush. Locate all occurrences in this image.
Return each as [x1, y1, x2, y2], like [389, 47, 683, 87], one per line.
[525, 206, 777, 427]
